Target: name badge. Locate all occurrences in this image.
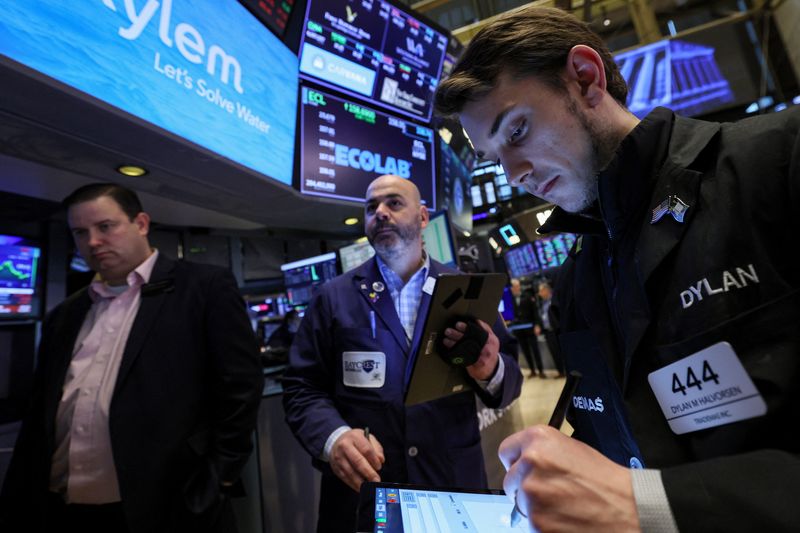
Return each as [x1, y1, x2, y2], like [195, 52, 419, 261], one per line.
[648, 341, 766, 435]
[342, 351, 386, 388]
[422, 276, 436, 295]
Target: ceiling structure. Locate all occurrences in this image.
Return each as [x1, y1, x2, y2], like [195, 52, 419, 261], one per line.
[0, 0, 772, 239]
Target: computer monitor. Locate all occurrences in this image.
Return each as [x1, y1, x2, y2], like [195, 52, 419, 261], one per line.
[280, 252, 339, 306]
[422, 210, 456, 267]
[297, 0, 449, 121]
[534, 233, 576, 270]
[503, 243, 540, 279]
[0, 237, 42, 319]
[298, 83, 436, 205]
[338, 240, 376, 273]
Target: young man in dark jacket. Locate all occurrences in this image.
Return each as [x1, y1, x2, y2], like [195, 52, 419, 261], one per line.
[435, 5, 800, 532]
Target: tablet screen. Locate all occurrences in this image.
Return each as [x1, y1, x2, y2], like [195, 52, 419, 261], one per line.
[357, 482, 528, 532]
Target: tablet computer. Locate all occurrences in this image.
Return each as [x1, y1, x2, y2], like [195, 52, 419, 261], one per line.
[356, 481, 526, 532]
[404, 273, 508, 406]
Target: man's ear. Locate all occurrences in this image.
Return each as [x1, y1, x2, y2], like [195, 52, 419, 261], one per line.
[134, 211, 151, 236]
[564, 45, 607, 107]
[419, 205, 430, 230]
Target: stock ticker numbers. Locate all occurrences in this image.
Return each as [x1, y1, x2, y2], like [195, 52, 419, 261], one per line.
[298, 0, 447, 121]
[299, 86, 435, 205]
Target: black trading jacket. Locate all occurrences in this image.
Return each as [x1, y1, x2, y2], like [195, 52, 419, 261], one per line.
[540, 107, 800, 532]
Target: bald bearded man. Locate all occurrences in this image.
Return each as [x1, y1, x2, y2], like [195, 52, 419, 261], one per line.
[282, 175, 523, 532]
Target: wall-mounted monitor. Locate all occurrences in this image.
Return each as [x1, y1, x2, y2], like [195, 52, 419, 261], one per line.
[299, 84, 436, 205]
[614, 19, 762, 118]
[338, 240, 376, 273]
[280, 252, 339, 306]
[0, 237, 42, 319]
[422, 211, 456, 267]
[239, 0, 297, 39]
[437, 136, 473, 232]
[0, 0, 298, 186]
[503, 243, 540, 279]
[298, 0, 448, 121]
[533, 233, 577, 270]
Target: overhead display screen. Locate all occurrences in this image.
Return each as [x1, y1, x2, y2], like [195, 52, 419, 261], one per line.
[298, 0, 448, 121]
[437, 135, 473, 232]
[613, 20, 761, 119]
[239, 0, 297, 38]
[300, 85, 436, 205]
[0, 0, 298, 186]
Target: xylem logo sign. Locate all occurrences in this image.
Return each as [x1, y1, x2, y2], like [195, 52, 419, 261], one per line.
[101, 0, 244, 94]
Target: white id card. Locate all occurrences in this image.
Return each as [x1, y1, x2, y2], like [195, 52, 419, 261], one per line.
[342, 351, 386, 388]
[422, 276, 436, 295]
[648, 341, 766, 435]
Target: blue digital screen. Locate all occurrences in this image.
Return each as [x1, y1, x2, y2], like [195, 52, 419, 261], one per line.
[533, 233, 576, 270]
[0, 0, 298, 185]
[613, 21, 761, 119]
[0, 243, 41, 317]
[299, 85, 436, 205]
[503, 243, 540, 279]
[298, 0, 448, 121]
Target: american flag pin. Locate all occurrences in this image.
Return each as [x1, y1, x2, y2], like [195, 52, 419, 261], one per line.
[651, 195, 689, 224]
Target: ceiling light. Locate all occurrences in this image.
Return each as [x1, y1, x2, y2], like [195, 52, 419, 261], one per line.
[355, 236, 369, 243]
[116, 165, 147, 177]
[344, 217, 359, 226]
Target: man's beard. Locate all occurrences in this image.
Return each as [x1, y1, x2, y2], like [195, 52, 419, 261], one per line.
[562, 95, 623, 213]
[368, 219, 421, 260]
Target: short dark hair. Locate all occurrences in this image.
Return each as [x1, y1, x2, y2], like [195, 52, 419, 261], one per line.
[434, 6, 628, 116]
[62, 183, 144, 221]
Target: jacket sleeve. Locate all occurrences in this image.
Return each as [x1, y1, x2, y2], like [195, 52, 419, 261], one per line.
[661, 450, 800, 531]
[472, 314, 523, 409]
[204, 268, 264, 483]
[281, 289, 349, 462]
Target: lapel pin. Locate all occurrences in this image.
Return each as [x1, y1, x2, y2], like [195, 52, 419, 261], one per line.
[651, 195, 690, 224]
[368, 291, 379, 303]
[372, 281, 385, 293]
[360, 283, 368, 291]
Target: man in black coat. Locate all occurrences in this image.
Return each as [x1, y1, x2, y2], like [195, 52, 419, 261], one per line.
[436, 5, 800, 532]
[508, 278, 546, 378]
[0, 184, 263, 533]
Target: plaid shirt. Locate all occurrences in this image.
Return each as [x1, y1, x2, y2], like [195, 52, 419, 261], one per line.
[376, 252, 430, 344]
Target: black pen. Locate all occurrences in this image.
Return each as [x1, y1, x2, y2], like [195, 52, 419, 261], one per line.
[510, 371, 583, 527]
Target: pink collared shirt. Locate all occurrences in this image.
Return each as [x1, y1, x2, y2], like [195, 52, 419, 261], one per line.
[49, 250, 159, 503]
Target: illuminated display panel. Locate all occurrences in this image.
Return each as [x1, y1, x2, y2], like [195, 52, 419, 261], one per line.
[0, 0, 298, 185]
[421, 211, 456, 267]
[503, 243, 540, 279]
[533, 233, 576, 270]
[298, 0, 448, 121]
[438, 138, 473, 231]
[0, 242, 41, 318]
[239, 0, 297, 38]
[339, 241, 376, 273]
[614, 20, 761, 118]
[281, 252, 339, 306]
[299, 84, 435, 205]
